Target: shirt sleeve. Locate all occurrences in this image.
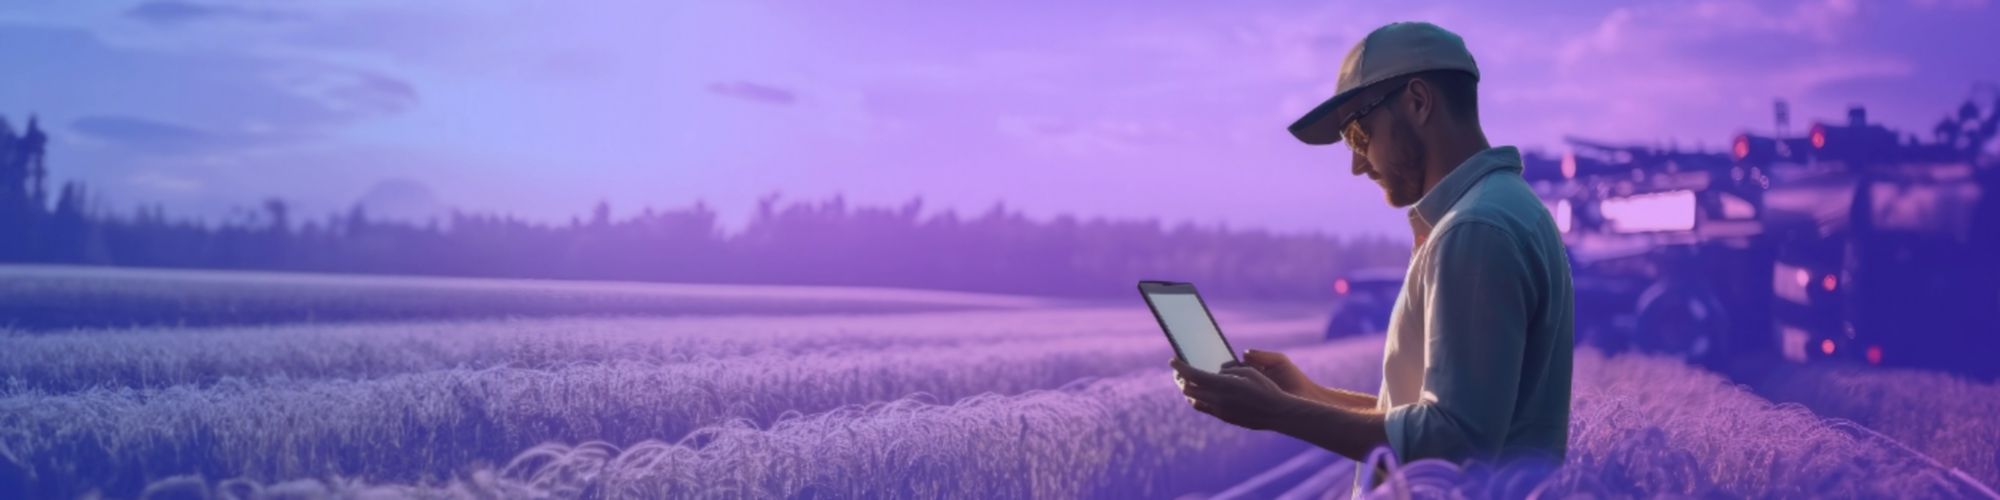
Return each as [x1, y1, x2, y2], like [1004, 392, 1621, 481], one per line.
[1383, 221, 1535, 464]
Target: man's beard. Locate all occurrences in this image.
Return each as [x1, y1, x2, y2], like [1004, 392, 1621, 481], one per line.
[1381, 130, 1428, 208]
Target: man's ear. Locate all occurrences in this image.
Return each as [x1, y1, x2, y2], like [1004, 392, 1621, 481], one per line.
[1406, 78, 1434, 127]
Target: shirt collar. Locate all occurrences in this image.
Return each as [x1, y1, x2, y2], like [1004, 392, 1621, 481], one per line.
[1407, 145, 1524, 241]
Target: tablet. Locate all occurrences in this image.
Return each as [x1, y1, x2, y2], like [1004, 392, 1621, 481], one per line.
[1138, 280, 1240, 373]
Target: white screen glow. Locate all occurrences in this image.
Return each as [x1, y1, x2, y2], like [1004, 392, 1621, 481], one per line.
[1147, 292, 1235, 373]
[1600, 190, 1697, 233]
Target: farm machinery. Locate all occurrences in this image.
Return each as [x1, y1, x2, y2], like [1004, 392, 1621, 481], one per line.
[1327, 91, 2000, 379]
[1527, 93, 2000, 377]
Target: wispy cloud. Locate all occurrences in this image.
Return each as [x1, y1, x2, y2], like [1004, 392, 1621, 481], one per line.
[996, 115, 1190, 156]
[125, 1, 295, 26]
[69, 114, 307, 155]
[71, 115, 235, 154]
[707, 81, 798, 106]
[274, 67, 421, 116]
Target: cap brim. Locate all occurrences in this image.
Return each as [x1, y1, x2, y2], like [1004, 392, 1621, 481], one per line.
[1288, 89, 1361, 145]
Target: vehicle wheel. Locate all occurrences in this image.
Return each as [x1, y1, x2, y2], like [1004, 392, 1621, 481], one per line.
[1323, 309, 1383, 340]
[1634, 282, 1732, 370]
[1323, 311, 1354, 341]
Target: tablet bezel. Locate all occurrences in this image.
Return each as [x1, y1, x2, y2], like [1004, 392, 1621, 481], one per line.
[1137, 280, 1241, 372]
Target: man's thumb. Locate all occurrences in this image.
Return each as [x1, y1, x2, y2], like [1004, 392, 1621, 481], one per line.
[1242, 349, 1275, 364]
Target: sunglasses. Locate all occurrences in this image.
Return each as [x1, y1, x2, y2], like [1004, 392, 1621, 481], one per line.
[1337, 85, 1406, 154]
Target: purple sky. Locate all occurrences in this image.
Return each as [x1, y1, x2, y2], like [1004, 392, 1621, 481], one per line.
[3, 0, 1996, 237]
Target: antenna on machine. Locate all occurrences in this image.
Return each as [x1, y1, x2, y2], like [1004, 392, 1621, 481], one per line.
[1773, 99, 1790, 140]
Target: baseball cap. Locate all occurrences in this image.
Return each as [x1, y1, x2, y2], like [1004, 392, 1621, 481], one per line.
[1287, 22, 1480, 145]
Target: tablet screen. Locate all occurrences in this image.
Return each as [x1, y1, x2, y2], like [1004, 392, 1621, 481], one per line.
[1144, 288, 1236, 373]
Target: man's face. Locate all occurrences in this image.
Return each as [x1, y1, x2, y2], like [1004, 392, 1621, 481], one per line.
[1345, 86, 1427, 208]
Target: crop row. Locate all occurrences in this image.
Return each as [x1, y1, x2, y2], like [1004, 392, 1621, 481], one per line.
[134, 348, 1991, 499]
[1752, 361, 2000, 490]
[1, 308, 1319, 395]
[122, 339, 1391, 500]
[0, 327, 1345, 498]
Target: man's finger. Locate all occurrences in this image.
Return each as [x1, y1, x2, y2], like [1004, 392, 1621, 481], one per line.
[1192, 400, 1220, 417]
[1175, 371, 1210, 391]
[1171, 360, 1225, 385]
[1222, 366, 1278, 390]
[1182, 383, 1221, 404]
[1180, 380, 1206, 399]
[1221, 365, 1273, 385]
[1243, 349, 1286, 367]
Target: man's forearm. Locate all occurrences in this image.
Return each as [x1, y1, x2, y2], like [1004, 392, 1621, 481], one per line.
[1307, 385, 1379, 411]
[1275, 395, 1391, 463]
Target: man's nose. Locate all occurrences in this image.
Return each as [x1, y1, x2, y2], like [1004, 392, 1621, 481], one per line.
[1350, 151, 1371, 177]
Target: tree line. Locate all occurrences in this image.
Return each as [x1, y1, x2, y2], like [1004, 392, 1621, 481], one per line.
[3, 114, 1409, 299]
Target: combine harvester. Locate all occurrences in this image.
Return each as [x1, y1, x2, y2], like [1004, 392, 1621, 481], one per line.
[1531, 91, 2000, 379]
[1312, 91, 2000, 378]
[1323, 89, 2000, 380]
[1237, 87, 2000, 500]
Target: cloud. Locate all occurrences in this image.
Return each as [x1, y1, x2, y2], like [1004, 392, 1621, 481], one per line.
[996, 115, 1189, 155]
[273, 67, 421, 116]
[706, 81, 798, 106]
[1555, 0, 1865, 69]
[0, 23, 418, 131]
[1907, 0, 1990, 8]
[0, 21, 426, 163]
[68, 113, 313, 156]
[9, 0, 1988, 240]
[1465, 0, 1950, 148]
[70, 115, 234, 154]
[124, 1, 293, 26]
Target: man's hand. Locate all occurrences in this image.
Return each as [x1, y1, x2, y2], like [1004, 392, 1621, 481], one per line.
[1235, 349, 1321, 400]
[1170, 357, 1304, 431]
[1237, 349, 1382, 411]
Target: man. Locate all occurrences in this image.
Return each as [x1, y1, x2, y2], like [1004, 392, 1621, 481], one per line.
[1169, 21, 1574, 495]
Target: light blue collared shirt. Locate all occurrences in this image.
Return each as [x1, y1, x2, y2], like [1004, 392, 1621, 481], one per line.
[1356, 145, 1574, 495]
